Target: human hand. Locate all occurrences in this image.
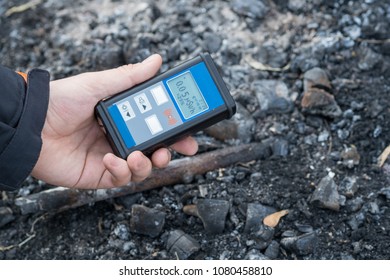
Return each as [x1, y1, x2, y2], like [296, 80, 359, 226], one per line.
[31, 54, 198, 189]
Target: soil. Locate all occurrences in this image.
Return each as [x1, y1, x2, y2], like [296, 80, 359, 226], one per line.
[1, 0, 390, 260]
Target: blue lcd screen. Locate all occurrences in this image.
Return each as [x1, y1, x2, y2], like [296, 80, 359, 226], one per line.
[166, 71, 208, 119]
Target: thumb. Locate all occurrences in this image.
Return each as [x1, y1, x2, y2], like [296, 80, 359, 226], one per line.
[77, 54, 163, 101]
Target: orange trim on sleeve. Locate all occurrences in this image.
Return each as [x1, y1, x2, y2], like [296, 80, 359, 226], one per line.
[16, 71, 28, 83]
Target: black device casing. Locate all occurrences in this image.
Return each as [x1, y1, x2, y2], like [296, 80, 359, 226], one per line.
[95, 53, 236, 158]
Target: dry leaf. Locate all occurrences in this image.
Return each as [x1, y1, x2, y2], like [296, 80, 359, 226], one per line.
[263, 209, 289, 228]
[378, 145, 390, 167]
[244, 54, 290, 72]
[183, 204, 200, 217]
[5, 0, 42, 17]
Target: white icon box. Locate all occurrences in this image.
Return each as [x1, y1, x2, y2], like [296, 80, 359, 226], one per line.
[134, 93, 152, 113]
[151, 85, 169, 106]
[117, 101, 135, 121]
[145, 114, 163, 135]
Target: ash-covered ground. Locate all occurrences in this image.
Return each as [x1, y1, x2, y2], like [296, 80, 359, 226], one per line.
[1, 0, 390, 260]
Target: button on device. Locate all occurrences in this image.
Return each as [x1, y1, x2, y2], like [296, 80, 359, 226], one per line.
[145, 114, 163, 135]
[117, 101, 135, 121]
[134, 93, 152, 113]
[164, 108, 178, 125]
[151, 85, 169, 106]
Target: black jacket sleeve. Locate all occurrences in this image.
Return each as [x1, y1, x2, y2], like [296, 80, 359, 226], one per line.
[0, 65, 50, 191]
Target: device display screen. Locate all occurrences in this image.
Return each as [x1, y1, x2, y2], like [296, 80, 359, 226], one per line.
[167, 71, 208, 119]
[107, 61, 225, 149]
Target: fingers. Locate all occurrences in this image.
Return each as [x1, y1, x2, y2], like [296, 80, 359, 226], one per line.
[151, 148, 172, 169]
[126, 151, 152, 182]
[102, 153, 132, 186]
[103, 151, 152, 186]
[150, 136, 198, 169]
[79, 54, 163, 101]
[170, 136, 198, 156]
[102, 136, 198, 187]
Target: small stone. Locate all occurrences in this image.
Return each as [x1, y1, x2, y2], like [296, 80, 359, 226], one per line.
[345, 197, 364, 213]
[253, 80, 293, 115]
[301, 88, 342, 118]
[196, 199, 230, 234]
[280, 231, 318, 255]
[295, 122, 307, 134]
[343, 25, 361, 40]
[94, 43, 123, 69]
[341, 145, 360, 168]
[255, 45, 289, 69]
[166, 230, 200, 260]
[337, 129, 350, 140]
[303, 67, 332, 92]
[343, 109, 354, 119]
[287, 0, 306, 12]
[291, 54, 320, 73]
[367, 202, 380, 215]
[264, 240, 280, 259]
[244, 203, 276, 233]
[311, 34, 348, 56]
[115, 193, 142, 209]
[301, 67, 342, 118]
[129, 205, 166, 238]
[123, 241, 136, 253]
[327, 170, 335, 178]
[368, 99, 385, 118]
[373, 126, 382, 138]
[203, 32, 222, 53]
[204, 104, 255, 143]
[339, 176, 358, 198]
[306, 115, 324, 128]
[351, 101, 364, 110]
[318, 130, 330, 142]
[231, 0, 270, 19]
[0, 207, 15, 228]
[358, 46, 383, 71]
[271, 139, 289, 157]
[113, 224, 130, 241]
[250, 172, 262, 181]
[352, 241, 361, 254]
[341, 254, 355, 260]
[329, 151, 342, 161]
[198, 185, 208, 197]
[339, 195, 346, 207]
[282, 230, 298, 238]
[251, 224, 275, 250]
[294, 223, 314, 233]
[244, 249, 269, 260]
[269, 122, 289, 135]
[379, 187, 390, 200]
[184, 199, 230, 235]
[348, 212, 366, 231]
[235, 171, 246, 181]
[310, 175, 341, 211]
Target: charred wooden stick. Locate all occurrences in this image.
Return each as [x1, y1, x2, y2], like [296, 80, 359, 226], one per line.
[15, 142, 271, 215]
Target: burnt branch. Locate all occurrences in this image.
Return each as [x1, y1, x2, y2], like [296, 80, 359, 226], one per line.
[15, 142, 271, 215]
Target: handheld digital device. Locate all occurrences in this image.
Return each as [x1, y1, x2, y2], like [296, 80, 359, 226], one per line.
[95, 53, 236, 158]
